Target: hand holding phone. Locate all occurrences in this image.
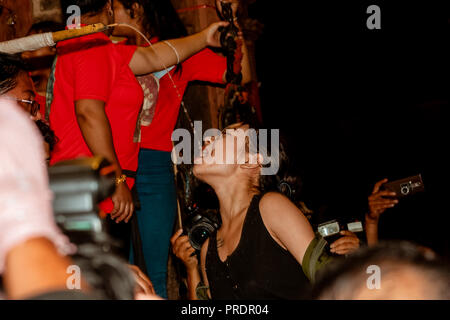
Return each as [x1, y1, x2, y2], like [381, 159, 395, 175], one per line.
[382, 174, 425, 198]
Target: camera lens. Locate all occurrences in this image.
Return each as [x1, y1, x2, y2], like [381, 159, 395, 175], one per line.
[188, 222, 216, 250]
[400, 183, 410, 195]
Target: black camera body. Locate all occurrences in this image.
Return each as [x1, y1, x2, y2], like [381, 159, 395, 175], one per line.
[48, 157, 135, 300]
[183, 206, 221, 251]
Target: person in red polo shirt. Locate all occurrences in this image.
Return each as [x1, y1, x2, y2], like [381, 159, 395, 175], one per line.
[112, 0, 251, 297]
[49, 0, 227, 252]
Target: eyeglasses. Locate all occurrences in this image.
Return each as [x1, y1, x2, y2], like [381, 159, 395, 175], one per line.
[4, 97, 40, 116]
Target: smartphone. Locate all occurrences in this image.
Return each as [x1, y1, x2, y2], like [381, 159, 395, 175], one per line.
[382, 174, 425, 198]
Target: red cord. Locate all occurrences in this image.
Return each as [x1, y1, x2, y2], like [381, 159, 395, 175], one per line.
[176, 4, 216, 13]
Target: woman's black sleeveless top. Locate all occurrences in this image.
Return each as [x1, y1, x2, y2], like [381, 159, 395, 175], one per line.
[205, 194, 311, 299]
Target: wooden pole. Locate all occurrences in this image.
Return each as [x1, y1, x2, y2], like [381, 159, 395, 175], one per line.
[171, 0, 225, 130]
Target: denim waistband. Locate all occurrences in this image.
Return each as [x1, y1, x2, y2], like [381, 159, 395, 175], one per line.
[138, 148, 173, 171]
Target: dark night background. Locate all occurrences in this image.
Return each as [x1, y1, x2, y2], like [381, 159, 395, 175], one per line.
[248, 1, 449, 256]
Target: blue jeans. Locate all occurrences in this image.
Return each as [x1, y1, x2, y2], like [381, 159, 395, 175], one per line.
[131, 149, 177, 298]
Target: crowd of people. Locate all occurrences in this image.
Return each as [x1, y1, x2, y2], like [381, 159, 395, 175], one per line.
[0, 0, 448, 301]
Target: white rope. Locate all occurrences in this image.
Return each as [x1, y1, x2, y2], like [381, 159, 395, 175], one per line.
[110, 23, 197, 134]
[110, 23, 183, 101]
[0, 33, 55, 54]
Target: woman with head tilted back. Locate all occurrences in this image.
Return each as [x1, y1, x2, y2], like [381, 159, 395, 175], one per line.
[171, 123, 361, 299]
[48, 0, 225, 262]
[111, 0, 251, 298]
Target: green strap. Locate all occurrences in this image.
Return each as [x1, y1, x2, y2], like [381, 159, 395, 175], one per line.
[302, 233, 334, 283]
[45, 56, 58, 123]
[195, 282, 210, 300]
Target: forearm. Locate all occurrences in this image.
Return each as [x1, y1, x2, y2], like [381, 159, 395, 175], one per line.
[3, 238, 82, 299]
[186, 267, 202, 300]
[365, 215, 379, 247]
[131, 31, 207, 75]
[75, 102, 122, 177]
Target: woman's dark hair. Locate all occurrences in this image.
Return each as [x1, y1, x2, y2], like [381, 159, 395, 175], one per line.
[245, 126, 303, 201]
[117, 0, 187, 40]
[260, 135, 302, 199]
[0, 53, 27, 95]
[60, 0, 110, 20]
[117, 0, 187, 75]
[35, 120, 58, 152]
[28, 21, 65, 34]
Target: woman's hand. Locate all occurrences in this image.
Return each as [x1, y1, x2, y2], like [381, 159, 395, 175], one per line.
[128, 264, 155, 296]
[202, 21, 230, 47]
[171, 229, 198, 271]
[330, 230, 360, 255]
[367, 178, 398, 222]
[130, 21, 229, 75]
[110, 182, 134, 223]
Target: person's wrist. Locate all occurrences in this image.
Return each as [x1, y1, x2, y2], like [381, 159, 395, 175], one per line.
[203, 28, 210, 47]
[115, 174, 127, 187]
[365, 212, 379, 224]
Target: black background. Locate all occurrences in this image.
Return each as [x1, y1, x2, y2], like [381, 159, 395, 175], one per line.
[248, 1, 449, 256]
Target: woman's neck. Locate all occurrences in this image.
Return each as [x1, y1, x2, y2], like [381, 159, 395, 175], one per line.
[125, 24, 152, 46]
[213, 180, 258, 226]
[134, 33, 150, 46]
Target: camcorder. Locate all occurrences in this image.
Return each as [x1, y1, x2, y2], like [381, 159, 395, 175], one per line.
[382, 174, 425, 198]
[317, 219, 364, 255]
[48, 157, 135, 299]
[182, 205, 221, 251]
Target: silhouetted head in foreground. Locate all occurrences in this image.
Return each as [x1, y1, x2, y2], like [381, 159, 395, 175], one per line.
[314, 241, 450, 300]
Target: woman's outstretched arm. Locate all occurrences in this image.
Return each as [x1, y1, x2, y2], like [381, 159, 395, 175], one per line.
[129, 22, 228, 75]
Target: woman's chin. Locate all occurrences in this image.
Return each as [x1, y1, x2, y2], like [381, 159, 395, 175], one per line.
[192, 161, 213, 179]
[192, 164, 203, 180]
[193, 156, 203, 164]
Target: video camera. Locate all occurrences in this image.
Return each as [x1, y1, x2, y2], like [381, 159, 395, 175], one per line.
[48, 157, 135, 299]
[49, 157, 115, 241]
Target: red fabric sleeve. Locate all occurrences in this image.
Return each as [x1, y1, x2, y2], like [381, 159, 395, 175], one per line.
[115, 43, 138, 67]
[73, 46, 112, 102]
[178, 48, 227, 83]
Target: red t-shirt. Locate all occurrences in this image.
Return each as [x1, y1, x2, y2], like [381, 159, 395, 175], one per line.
[49, 32, 143, 174]
[139, 48, 227, 152]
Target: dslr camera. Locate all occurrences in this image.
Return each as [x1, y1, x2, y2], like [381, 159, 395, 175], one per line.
[183, 205, 221, 251]
[48, 157, 136, 299]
